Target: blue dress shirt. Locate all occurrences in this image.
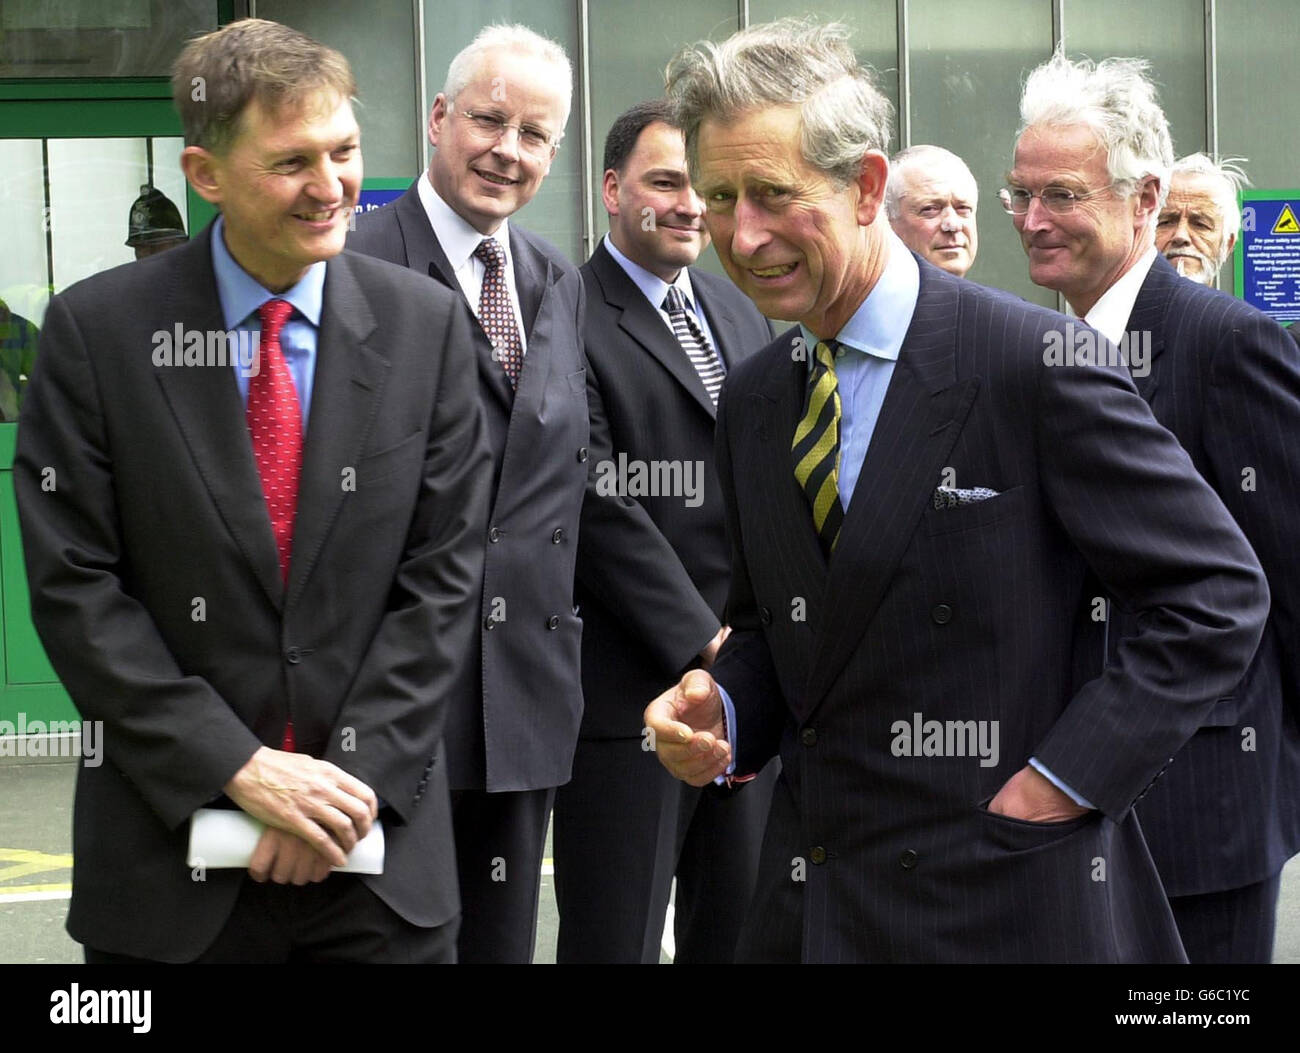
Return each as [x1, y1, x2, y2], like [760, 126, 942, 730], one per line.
[210, 215, 324, 430]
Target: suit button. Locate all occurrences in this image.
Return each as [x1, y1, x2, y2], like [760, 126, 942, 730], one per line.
[801, 728, 817, 747]
[899, 849, 918, 870]
[552, 528, 565, 544]
[931, 603, 953, 625]
[286, 647, 302, 664]
[759, 606, 772, 625]
[577, 447, 588, 463]
[547, 615, 560, 630]
[483, 617, 496, 631]
[810, 846, 827, 865]
[488, 526, 501, 542]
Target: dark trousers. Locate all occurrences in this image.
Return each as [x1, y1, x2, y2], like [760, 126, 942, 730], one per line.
[450, 786, 554, 964]
[1169, 871, 1285, 964]
[553, 737, 774, 963]
[85, 874, 457, 963]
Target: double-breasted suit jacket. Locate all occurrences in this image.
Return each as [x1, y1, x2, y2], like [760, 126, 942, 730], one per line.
[349, 182, 589, 792]
[711, 256, 1268, 963]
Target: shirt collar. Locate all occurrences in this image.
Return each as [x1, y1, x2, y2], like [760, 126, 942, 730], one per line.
[210, 215, 325, 330]
[1082, 246, 1157, 346]
[418, 172, 513, 273]
[799, 231, 920, 363]
[602, 233, 700, 313]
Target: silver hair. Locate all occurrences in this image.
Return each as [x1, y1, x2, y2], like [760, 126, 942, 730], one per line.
[885, 145, 978, 220]
[1018, 49, 1173, 214]
[1170, 152, 1251, 242]
[442, 23, 573, 139]
[664, 18, 893, 188]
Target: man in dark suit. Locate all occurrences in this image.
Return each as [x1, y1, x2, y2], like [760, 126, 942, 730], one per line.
[1010, 51, 1300, 963]
[348, 24, 589, 963]
[645, 18, 1269, 963]
[552, 101, 775, 963]
[14, 19, 490, 963]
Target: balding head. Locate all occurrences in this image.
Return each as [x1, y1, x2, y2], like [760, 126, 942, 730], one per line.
[887, 145, 979, 276]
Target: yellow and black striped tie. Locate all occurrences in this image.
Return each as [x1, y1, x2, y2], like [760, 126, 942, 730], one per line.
[792, 340, 845, 555]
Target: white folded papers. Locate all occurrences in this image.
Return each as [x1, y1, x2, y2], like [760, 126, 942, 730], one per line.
[186, 808, 385, 874]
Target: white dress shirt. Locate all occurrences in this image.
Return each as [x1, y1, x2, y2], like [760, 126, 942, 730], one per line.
[417, 173, 529, 352]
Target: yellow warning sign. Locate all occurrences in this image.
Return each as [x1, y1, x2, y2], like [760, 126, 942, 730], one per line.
[1272, 203, 1300, 234]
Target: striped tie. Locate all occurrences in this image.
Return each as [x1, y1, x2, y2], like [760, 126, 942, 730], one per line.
[792, 340, 845, 555]
[663, 286, 725, 405]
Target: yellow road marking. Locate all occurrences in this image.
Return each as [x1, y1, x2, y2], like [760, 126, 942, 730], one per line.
[0, 848, 73, 885]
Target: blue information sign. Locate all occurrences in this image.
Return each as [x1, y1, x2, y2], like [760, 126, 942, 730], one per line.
[355, 186, 404, 217]
[1237, 191, 1300, 321]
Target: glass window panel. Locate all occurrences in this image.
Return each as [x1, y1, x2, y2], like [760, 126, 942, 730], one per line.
[0, 139, 50, 327]
[587, 0, 737, 274]
[423, 1, 582, 263]
[1217, 0, 1300, 295]
[149, 137, 189, 241]
[1065, 0, 1207, 159]
[259, 0, 421, 184]
[909, 0, 1056, 307]
[748, 0, 899, 147]
[46, 136, 184, 292]
[0, 138, 47, 420]
[0, 0, 215, 78]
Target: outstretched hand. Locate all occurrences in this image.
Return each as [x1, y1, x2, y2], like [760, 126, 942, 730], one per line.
[643, 669, 732, 786]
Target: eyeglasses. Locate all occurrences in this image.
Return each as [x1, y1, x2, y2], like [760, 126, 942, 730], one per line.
[998, 184, 1114, 215]
[455, 108, 559, 156]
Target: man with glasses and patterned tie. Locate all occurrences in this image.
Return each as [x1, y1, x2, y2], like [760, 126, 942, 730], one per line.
[349, 23, 589, 963]
[14, 19, 491, 963]
[551, 100, 774, 963]
[643, 18, 1269, 963]
[1008, 52, 1300, 964]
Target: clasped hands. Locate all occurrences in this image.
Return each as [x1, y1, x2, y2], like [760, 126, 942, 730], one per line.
[643, 669, 1090, 822]
[223, 747, 378, 885]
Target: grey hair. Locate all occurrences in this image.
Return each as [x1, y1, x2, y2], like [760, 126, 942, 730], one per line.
[885, 144, 978, 220]
[442, 23, 573, 139]
[1018, 49, 1173, 214]
[665, 18, 893, 188]
[1170, 152, 1251, 242]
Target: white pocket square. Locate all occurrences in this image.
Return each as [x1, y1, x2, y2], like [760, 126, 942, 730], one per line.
[932, 485, 1000, 510]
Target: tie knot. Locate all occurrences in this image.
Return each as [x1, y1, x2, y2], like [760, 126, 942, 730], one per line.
[815, 340, 839, 368]
[258, 298, 293, 340]
[474, 237, 506, 271]
[663, 286, 688, 314]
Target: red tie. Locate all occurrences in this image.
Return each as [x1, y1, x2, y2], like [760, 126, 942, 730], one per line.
[248, 298, 300, 751]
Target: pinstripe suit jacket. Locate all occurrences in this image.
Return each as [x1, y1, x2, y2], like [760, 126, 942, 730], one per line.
[711, 255, 1268, 963]
[1113, 254, 1300, 896]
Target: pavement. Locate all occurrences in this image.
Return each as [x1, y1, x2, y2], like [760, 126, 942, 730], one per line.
[1, 758, 1296, 964]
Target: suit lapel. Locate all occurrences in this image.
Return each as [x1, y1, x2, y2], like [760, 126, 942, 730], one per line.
[749, 330, 829, 590]
[508, 226, 560, 408]
[509, 226, 548, 341]
[393, 182, 513, 412]
[798, 263, 980, 719]
[1122, 256, 1170, 404]
[153, 227, 285, 610]
[287, 252, 387, 604]
[592, 243, 716, 419]
[695, 278, 745, 371]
